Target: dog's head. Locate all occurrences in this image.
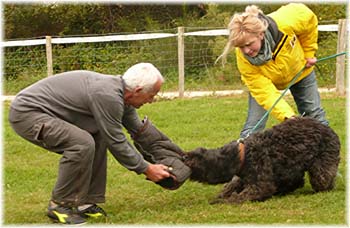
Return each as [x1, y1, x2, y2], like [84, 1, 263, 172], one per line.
[184, 141, 242, 184]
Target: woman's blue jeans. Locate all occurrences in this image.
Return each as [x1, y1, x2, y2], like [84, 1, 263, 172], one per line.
[239, 70, 328, 138]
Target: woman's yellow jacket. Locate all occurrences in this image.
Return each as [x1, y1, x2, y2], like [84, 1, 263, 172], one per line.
[236, 3, 318, 121]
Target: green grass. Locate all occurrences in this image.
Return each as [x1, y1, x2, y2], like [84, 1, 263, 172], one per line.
[2, 94, 347, 225]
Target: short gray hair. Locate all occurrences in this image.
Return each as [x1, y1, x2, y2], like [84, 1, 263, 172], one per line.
[123, 63, 164, 92]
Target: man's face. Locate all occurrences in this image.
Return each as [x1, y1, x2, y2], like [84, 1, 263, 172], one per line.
[126, 79, 162, 109]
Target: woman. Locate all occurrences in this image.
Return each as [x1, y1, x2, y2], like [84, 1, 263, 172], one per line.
[218, 3, 328, 138]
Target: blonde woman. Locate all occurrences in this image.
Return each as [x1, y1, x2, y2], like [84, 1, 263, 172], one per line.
[219, 3, 328, 138]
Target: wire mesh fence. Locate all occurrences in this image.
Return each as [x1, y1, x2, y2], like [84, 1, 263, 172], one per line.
[2, 25, 348, 95]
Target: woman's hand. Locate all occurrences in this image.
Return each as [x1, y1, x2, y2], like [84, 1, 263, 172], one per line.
[305, 57, 317, 68]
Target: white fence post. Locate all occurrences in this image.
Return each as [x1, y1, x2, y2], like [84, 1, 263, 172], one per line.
[177, 27, 185, 98]
[335, 19, 347, 96]
[45, 36, 53, 77]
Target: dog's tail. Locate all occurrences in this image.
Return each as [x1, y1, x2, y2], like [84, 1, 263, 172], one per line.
[184, 141, 241, 185]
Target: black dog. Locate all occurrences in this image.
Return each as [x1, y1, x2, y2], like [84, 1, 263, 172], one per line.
[184, 117, 340, 204]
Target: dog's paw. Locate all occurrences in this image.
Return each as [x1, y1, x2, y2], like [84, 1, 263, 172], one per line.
[209, 197, 225, 205]
[209, 193, 244, 205]
[226, 194, 245, 204]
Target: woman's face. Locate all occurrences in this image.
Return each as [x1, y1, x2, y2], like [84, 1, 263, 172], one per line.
[238, 32, 264, 57]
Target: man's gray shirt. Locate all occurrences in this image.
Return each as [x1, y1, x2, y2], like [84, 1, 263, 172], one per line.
[10, 70, 148, 174]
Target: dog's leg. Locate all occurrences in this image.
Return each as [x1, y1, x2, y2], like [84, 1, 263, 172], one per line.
[210, 176, 243, 204]
[213, 182, 277, 204]
[308, 123, 341, 192]
[308, 157, 340, 192]
[308, 141, 340, 192]
[220, 176, 244, 197]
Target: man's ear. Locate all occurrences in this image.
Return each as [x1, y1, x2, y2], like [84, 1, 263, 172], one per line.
[134, 86, 143, 94]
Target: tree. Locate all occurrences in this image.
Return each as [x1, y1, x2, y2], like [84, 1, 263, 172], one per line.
[3, 3, 205, 39]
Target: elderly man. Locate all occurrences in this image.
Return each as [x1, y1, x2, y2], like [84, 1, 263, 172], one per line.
[8, 63, 190, 224]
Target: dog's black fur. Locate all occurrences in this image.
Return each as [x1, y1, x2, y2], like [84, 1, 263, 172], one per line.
[183, 117, 340, 204]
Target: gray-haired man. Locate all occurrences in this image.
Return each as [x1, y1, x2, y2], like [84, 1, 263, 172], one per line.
[9, 63, 190, 224]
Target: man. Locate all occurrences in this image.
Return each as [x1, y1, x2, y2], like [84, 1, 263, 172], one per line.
[8, 63, 176, 224]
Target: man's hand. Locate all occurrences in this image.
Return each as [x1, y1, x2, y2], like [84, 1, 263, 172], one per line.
[305, 57, 317, 68]
[144, 164, 171, 182]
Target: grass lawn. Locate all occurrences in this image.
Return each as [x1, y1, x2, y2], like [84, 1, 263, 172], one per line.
[2, 93, 348, 225]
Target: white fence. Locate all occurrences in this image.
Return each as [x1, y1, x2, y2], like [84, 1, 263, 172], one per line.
[2, 21, 348, 96]
[1, 24, 341, 47]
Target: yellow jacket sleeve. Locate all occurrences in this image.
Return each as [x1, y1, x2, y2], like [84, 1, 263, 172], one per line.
[241, 72, 296, 121]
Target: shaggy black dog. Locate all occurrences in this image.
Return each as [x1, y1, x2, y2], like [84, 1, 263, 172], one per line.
[183, 117, 340, 204]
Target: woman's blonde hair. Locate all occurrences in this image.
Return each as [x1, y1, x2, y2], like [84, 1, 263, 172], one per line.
[216, 5, 268, 65]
